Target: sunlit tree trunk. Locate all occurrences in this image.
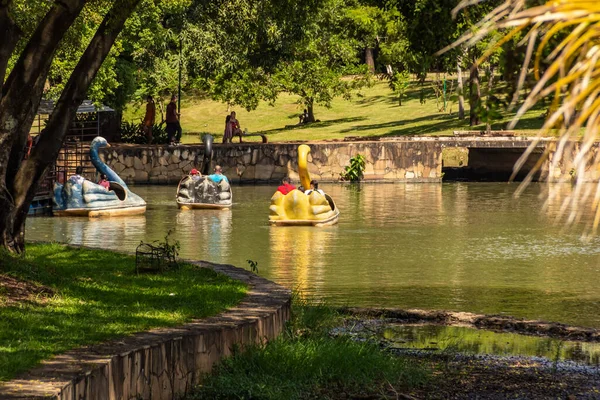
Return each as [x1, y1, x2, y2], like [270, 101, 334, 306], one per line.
[485, 65, 495, 134]
[307, 99, 315, 123]
[365, 47, 375, 73]
[469, 59, 481, 126]
[457, 50, 465, 120]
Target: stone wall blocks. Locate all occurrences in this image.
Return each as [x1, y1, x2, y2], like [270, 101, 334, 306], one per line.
[133, 157, 144, 170]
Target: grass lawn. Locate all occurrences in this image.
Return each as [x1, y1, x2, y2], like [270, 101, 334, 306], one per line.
[123, 78, 549, 144]
[0, 243, 247, 381]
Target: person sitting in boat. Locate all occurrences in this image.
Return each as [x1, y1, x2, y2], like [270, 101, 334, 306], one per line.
[277, 177, 296, 195]
[98, 174, 110, 190]
[305, 180, 325, 196]
[208, 165, 229, 183]
[70, 167, 85, 185]
[190, 168, 202, 181]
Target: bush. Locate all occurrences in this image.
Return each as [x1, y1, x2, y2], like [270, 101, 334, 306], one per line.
[340, 154, 366, 182]
[119, 121, 168, 144]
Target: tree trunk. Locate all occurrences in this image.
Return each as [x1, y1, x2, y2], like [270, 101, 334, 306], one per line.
[365, 47, 375, 73]
[469, 61, 481, 126]
[307, 99, 315, 123]
[486, 65, 495, 134]
[457, 52, 465, 120]
[0, 0, 87, 253]
[0, 0, 142, 253]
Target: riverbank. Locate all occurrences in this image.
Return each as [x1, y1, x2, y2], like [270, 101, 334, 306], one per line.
[189, 303, 600, 399]
[0, 243, 247, 382]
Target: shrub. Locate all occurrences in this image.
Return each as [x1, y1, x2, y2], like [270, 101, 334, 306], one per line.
[119, 121, 168, 144]
[340, 154, 366, 182]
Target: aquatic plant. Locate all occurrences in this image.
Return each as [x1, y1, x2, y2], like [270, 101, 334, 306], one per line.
[340, 154, 366, 182]
[246, 259, 259, 274]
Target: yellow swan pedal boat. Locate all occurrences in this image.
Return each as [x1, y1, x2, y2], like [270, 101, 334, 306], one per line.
[269, 144, 339, 226]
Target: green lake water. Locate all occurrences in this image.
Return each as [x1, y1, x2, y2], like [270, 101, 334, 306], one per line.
[26, 183, 600, 328]
[380, 324, 600, 365]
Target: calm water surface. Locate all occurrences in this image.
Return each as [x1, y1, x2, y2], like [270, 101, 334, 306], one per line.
[26, 183, 600, 328]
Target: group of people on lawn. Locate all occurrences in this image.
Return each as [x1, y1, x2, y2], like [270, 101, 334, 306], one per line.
[142, 95, 312, 145]
[143, 95, 182, 145]
[142, 95, 245, 145]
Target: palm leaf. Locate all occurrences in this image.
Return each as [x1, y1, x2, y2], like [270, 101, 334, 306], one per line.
[444, 0, 600, 234]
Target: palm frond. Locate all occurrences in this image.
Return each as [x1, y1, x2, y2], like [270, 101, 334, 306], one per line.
[447, 0, 600, 234]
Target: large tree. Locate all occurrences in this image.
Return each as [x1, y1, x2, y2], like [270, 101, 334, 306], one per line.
[0, 0, 145, 253]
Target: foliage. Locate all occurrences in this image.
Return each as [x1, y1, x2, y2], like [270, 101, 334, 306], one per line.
[273, 0, 373, 121]
[389, 70, 411, 105]
[119, 121, 168, 144]
[0, 243, 246, 381]
[246, 259, 259, 274]
[189, 297, 428, 399]
[340, 154, 366, 182]
[449, 0, 600, 233]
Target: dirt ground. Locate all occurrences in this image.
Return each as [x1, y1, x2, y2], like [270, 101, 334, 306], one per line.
[0, 274, 53, 306]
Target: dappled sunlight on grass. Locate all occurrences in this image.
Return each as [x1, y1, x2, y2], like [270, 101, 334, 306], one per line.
[0, 243, 247, 381]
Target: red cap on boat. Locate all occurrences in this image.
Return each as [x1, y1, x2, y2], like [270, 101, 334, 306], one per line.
[190, 168, 199, 175]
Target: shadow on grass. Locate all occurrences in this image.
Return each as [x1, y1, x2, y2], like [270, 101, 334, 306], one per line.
[338, 110, 545, 138]
[258, 116, 368, 135]
[0, 244, 247, 381]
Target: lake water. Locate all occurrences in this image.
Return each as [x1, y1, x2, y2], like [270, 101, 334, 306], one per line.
[26, 183, 600, 328]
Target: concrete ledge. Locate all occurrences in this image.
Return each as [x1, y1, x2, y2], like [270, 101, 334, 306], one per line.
[0, 261, 291, 400]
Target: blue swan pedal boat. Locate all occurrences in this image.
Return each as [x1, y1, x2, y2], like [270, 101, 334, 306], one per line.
[52, 136, 146, 217]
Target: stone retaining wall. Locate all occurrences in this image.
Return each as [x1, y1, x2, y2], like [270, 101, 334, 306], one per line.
[0, 262, 291, 400]
[100, 141, 443, 184]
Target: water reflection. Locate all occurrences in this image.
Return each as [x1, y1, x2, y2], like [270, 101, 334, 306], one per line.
[269, 226, 337, 295]
[25, 183, 600, 328]
[176, 210, 232, 260]
[30, 216, 147, 249]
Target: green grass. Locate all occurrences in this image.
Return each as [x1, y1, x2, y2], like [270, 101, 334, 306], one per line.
[189, 296, 428, 399]
[0, 243, 247, 381]
[123, 78, 549, 144]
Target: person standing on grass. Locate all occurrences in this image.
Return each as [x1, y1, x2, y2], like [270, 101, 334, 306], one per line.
[223, 115, 233, 143]
[142, 95, 155, 144]
[166, 95, 182, 145]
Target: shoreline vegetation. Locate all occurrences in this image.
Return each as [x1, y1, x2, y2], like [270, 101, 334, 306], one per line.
[0, 243, 247, 381]
[189, 299, 600, 399]
[123, 79, 550, 145]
